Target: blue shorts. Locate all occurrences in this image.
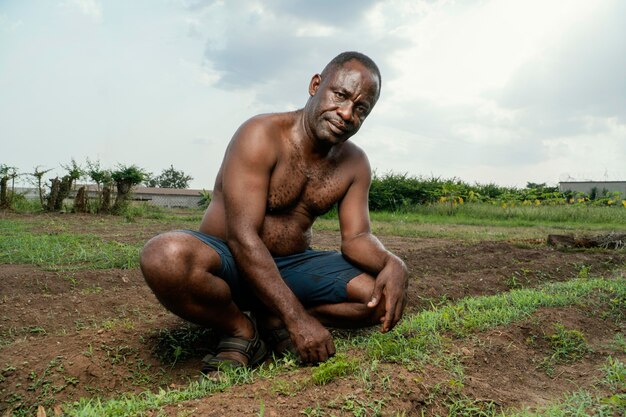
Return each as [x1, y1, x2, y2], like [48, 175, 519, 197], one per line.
[180, 230, 364, 308]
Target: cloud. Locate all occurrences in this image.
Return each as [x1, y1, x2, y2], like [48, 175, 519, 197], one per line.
[0, 13, 23, 32]
[185, 0, 405, 106]
[61, 0, 102, 22]
[496, 1, 626, 125]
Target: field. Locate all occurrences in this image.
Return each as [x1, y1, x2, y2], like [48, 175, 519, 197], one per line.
[1, 207, 625, 416]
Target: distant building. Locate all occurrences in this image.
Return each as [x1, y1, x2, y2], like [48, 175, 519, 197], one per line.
[15, 185, 208, 209]
[130, 186, 205, 208]
[559, 181, 626, 197]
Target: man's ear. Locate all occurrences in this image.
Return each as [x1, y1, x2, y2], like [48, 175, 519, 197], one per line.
[309, 74, 321, 96]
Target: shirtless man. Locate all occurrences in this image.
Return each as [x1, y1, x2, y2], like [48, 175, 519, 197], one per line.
[140, 51, 408, 371]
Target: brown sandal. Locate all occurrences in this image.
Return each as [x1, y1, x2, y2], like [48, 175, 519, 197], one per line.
[201, 312, 268, 373]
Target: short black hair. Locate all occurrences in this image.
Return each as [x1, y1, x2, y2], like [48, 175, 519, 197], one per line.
[321, 51, 381, 97]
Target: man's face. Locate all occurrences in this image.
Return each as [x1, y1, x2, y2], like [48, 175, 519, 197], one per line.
[306, 60, 380, 145]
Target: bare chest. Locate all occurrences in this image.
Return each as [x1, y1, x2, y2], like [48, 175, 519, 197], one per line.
[267, 159, 347, 216]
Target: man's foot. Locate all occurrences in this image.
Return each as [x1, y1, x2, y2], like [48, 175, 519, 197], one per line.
[201, 312, 268, 373]
[263, 326, 297, 358]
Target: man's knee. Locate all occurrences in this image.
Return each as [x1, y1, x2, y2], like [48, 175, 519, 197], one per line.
[140, 233, 192, 289]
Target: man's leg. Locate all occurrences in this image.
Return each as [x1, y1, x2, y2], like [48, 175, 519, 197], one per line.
[258, 272, 384, 355]
[140, 231, 255, 364]
[307, 273, 385, 328]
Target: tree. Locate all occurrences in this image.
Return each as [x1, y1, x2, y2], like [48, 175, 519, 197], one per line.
[0, 165, 17, 209]
[111, 164, 147, 213]
[31, 166, 53, 209]
[86, 159, 112, 213]
[145, 165, 193, 189]
[46, 159, 85, 211]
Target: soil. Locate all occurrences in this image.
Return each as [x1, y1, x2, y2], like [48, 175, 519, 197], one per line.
[1, 213, 625, 416]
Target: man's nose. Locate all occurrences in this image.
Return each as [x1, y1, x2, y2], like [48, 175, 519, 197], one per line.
[336, 102, 353, 121]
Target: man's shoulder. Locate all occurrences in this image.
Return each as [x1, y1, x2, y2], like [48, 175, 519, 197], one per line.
[240, 111, 298, 131]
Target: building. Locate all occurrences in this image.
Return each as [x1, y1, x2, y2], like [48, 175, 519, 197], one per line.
[559, 181, 626, 197]
[131, 186, 205, 208]
[14, 185, 208, 209]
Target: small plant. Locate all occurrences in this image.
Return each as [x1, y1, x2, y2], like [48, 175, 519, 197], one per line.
[311, 354, 359, 385]
[540, 323, 590, 375]
[300, 404, 324, 416]
[445, 396, 499, 416]
[198, 189, 212, 209]
[601, 356, 626, 390]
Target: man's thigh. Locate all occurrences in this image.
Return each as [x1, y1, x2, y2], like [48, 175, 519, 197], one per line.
[275, 250, 365, 307]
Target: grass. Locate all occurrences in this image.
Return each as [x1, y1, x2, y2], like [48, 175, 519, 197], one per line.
[316, 204, 626, 241]
[2, 207, 626, 416]
[54, 275, 626, 416]
[0, 231, 140, 269]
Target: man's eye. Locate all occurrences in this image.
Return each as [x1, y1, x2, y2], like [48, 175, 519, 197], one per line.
[334, 91, 345, 99]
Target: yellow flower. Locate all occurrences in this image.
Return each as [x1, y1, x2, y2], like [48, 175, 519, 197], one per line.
[622, 200, 626, 208]
[607, 199, 614, 205]
[501, 202, 507, 209]
[534, 199, 541, 205]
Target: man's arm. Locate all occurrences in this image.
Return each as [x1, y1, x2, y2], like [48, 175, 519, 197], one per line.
[338, 150, 408, 332]
[221, 118, 335, 363]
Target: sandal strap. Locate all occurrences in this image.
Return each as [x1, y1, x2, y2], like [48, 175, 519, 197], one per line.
[201, 312, 268, 373]
[216, 335, 258, 359]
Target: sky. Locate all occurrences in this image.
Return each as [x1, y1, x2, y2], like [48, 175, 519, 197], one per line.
[1, 0, 625, 190]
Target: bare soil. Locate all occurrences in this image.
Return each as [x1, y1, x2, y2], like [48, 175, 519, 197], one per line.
[1, 213, 625, 415]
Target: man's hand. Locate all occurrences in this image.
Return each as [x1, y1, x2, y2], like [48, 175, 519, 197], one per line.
[367, 257, 408, 333]
[288, 314, 335, 363]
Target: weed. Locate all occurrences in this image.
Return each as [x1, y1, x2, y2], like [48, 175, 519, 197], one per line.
[311, 354, 359, 385]
[601, 356, 626, 390]
[152, 324, 215, 366]
[28, 326, 46, 335]
[301, 404, 324, 416]
[101, 317, 134, 331]
[340, 394, 385, 417]
[445, 396, 500, 416]
[547, 324, 590, 362]
[540, 323, 590, 375]
[607, 333, 626, 353]
[100, 344, 137, 365]
[270, 379, 298, 396]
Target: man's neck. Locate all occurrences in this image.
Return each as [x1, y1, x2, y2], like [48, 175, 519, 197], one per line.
[297, 109, 335, 159]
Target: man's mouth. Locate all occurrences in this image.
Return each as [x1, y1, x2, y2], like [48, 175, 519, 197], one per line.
[327, 119, 347, 135]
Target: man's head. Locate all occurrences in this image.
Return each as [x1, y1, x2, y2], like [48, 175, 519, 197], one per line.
[304, 51, 381, 146]
[320, 51, 382, 102]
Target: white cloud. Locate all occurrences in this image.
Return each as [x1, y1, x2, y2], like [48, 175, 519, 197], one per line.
[0, 13, 23, 32]
[61, 0, 102, 22]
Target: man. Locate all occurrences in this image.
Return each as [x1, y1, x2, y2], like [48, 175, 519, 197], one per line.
[141, 51, 408, 372]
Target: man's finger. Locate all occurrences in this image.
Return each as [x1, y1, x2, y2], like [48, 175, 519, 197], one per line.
[382, 293, 395, 332]
[368, 282, 384, 308]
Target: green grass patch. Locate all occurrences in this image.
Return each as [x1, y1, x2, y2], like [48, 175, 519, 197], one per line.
[0, 232, 140, 269]
[315, 205, 626, 241]
[365, 277, 626, 363]
[310, 354, 359, 385]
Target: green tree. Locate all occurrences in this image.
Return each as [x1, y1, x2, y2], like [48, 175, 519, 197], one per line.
[86, 159, 113, 213]
[111, 164, 147, 213]
[0, 164, 18, 209]
[31, 166, 53, 209]
[47, 159, 85, 211]
[145, 165, 193, 189]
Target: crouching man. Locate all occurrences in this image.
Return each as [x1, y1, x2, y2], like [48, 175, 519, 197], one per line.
[140, 51, 408, 372]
